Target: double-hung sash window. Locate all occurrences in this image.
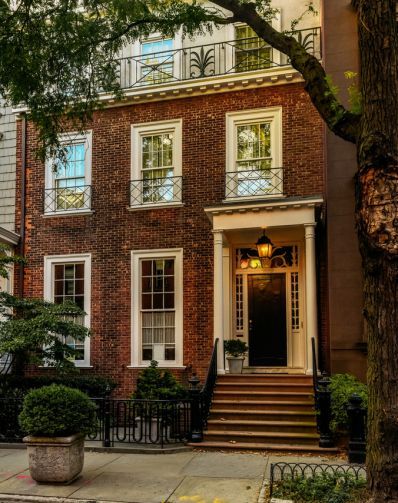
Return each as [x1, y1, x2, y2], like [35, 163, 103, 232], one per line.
[45, 132, 92, 214]
[44, 255, 91, 367]
[140, 38, 174, 85]
[131, 120, 182, 207]
[131, 249, 183, 367]
[235, 25, 271, 72]
[226, 108, 283, 199]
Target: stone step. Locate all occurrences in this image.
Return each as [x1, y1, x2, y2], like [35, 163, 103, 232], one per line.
[204, 429, 319, 445]
[188, 440, 339, 454]
[219, 374, 313, 384]
[211, 400, 315, 412]
[210, 408, 317, 422]
[215, 382, 314, 393]
[207, 419, 318, 434]
[213, 390, 314, 402]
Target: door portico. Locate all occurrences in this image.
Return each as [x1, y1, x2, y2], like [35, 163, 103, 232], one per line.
[205, 197, 323, 375]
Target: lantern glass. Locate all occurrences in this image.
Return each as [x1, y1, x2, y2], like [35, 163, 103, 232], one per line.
[256, 231, 273, 260]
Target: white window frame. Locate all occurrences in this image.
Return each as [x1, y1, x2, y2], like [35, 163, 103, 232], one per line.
[44, 131, 93, 216]
[132, 31, 182, 86]
[130, 248, 184, 368]
[225, 107, 283, 201]
[43, 254, 91, 367]
[130, 119, 183, 208]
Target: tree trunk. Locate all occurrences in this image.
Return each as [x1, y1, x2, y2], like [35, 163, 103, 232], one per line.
[357, 1, 398, 501]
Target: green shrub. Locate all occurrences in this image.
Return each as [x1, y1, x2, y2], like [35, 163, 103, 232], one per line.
[19, 384, 97, 436]
[273, 472, 367, 503]
[0, 375, 117, 399]
[132, 360, 188, 400]
[330, 374, 368, 433]
[224, 339, 248, 357]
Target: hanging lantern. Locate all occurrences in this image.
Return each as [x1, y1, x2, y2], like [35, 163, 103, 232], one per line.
[256, 230, 273, 260]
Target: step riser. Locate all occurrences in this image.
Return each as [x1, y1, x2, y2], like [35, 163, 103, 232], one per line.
[204, 433, 318, 446]
[207, 423, 318, 434]
[220, 375, 313, 384]
[214, 392, 314, 402]
[210, 411, 316, 422]
[212, 402, 315, 412]
[216, 384, 314, 392]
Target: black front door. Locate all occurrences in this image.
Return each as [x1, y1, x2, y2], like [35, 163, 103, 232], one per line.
[248, 273, 287, 366]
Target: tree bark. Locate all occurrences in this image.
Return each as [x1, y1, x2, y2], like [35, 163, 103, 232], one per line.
[356, 1, 398, 501]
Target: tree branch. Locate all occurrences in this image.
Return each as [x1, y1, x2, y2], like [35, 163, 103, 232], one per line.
[212, 0, 360, 144]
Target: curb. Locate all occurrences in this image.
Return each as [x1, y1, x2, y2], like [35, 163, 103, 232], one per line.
[0, 496, 131, 503]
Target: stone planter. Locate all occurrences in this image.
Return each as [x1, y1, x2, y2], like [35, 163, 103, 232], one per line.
[23, 433, 84, 484]
[226, 356, 245, 374]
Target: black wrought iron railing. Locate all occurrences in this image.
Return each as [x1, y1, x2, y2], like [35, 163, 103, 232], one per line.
[225, 168, 284, 199]
[130, 176, 182, 206]
[311, 336, 319, 396]
[116, 28, 321, 90]
[0, 397, 192, 448]
[200, 338, 219, 430]
[44, 185, 92, 213]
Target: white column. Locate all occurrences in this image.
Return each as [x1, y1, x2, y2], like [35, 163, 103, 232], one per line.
[305, 223, 318, 374]
[213, 230, 225, 373]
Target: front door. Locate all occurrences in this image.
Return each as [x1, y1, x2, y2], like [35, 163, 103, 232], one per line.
[248, 273, 287, 366]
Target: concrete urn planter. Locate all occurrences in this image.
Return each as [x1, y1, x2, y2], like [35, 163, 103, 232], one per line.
[226, 356, 245, 374]
[23, 433, 85, 484]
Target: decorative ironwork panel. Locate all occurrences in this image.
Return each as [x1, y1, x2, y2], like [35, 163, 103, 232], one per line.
[236, 246, 294, 270]
[44, 185, 92, 213]
[115, 28, 322, 90]
[291, 272, 300, 330]
[235, 275, 244, 332]
[130, 176, 182, 206]
[225, 168, 283, 199]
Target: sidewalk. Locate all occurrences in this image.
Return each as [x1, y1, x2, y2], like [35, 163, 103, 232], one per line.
[0, 447, 345, 503]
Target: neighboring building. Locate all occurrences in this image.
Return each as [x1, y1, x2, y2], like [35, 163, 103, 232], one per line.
[0, 99, 19, 249]
[323, 1, 366, 380]
[13, 0, 365, 445]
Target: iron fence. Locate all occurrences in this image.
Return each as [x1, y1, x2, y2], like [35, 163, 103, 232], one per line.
[270, 462, 367, 498]
[0, 397, 192, 448]
[116, 28, 321, 90]
[130, 176, 182, 206]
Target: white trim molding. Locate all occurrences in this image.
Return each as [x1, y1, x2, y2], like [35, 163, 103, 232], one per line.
[0, 226, 19, 246]
[131, 248, 183, 368]
[43, 253, 92, 367]
[130, 119, 183, 209]
[44, 131, 93, 216]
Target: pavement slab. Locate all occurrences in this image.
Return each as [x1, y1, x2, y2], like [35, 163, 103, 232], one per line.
[167, 475, 262, 503]
[181, 452, 267, 479]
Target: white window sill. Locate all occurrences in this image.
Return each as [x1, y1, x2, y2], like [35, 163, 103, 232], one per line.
[127, 203, 184, 212]
[127, 364, 186, 369]
[42, 210, 95, 218]
[39, 365, 93, 369]
[222, 194, 286, 204]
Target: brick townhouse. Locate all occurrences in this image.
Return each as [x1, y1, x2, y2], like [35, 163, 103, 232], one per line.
[7, 0, 365, 448]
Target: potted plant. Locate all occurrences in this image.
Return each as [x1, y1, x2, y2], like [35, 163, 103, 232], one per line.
[224, 340, 249, 374]
[132, 361, 188, 441]
[19, 384, 97, 483]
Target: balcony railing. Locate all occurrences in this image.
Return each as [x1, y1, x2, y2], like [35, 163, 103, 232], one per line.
[225, 168, 284, 199]
[44, 185, 92, 213]
[116, 27, 321, 90]
[130, 176, 183, 207]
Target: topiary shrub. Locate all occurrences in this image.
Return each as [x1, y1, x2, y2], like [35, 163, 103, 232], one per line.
[132, 360, 187, 400]
[19, 384, 97, 437]
[329, 373, 368, 433]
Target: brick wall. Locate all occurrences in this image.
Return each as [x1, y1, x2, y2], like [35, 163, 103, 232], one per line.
[16, 83, 325, 396]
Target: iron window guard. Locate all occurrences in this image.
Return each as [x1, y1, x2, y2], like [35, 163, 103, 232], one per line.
[225, 168, 284, 199]
[129, 176, 182, 207]
[44, 185, 92, 213]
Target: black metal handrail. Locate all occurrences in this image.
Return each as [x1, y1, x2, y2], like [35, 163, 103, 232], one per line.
[116, 28, 321, 90]
[311, 336, 319, 396]
[199, 338, 219, 430]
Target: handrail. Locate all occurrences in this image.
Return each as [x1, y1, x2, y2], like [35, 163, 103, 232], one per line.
[311, 336, 318, 396]
[200, 338, 219, 429]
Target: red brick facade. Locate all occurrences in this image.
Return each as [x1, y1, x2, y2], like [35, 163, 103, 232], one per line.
[16, 83, 325, 396]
